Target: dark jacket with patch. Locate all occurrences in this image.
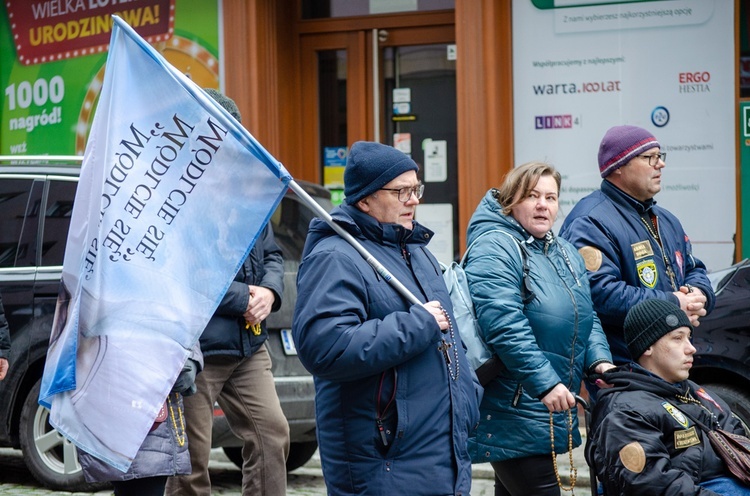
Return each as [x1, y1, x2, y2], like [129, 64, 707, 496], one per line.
[587, 364, 744, 495]
[559, 180, 714, 363]
[198, 224, 283, 357]
[292, 203, 480, 496]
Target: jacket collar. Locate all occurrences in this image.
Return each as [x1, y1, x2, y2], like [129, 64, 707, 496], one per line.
[468, 189, 556, 249]
[325, 203, 434, 248]
[601, 362, 690, 398]
[601, 179, 657, 215]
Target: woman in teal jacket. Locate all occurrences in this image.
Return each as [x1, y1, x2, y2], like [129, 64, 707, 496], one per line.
[464, 162, 614, 496]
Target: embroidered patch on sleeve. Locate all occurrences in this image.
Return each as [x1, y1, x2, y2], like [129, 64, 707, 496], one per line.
[674, 426, 701, 449]
[578, 246, 602, 271]
[619, 442, 646, 473]
[696, 388, 724, 412]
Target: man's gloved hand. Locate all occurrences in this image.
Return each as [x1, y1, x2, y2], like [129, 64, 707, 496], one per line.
[172, 359, 199, 396]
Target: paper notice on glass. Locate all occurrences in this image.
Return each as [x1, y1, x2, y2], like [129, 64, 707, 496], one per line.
[394, 133, 412, 154]
[423, 139, 447, 182]
[415, 203, 453, 266]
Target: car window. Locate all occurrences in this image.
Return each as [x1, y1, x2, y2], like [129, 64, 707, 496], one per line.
[0, 177, 43, 268]
[41, 179, 77, 267]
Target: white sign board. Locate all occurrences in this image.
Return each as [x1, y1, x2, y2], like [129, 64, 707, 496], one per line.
[512, 0, 735, 271]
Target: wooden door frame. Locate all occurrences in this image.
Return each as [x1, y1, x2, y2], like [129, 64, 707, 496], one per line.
[298, 23, 455, 184]
[298, 32, 369, 184]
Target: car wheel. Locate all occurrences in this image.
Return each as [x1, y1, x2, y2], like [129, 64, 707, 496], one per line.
[704, 383, 750, 433]
[286, 440, 318, 472]
[223, 440, 318, 472]
[222, 446, 243, 469]
[19, 378, 107, 492]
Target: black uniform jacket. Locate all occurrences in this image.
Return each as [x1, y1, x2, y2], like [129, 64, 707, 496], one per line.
[586, 364, 745, 495]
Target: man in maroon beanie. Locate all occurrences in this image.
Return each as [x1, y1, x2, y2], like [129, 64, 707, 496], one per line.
[559, 125, 714, 365]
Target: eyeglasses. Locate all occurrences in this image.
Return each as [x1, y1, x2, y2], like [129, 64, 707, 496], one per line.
[637, 152, 667, 167]
[379, 183, 425, 202]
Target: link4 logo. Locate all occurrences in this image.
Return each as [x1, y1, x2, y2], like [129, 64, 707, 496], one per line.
[535, 115, 578, 130]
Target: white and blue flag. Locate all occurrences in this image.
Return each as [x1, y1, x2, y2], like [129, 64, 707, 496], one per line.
[39, 15, 291, 472]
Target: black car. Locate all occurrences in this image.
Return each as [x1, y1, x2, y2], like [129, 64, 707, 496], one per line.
[690, 258, 750, 427]
[0, 155, 330, 491]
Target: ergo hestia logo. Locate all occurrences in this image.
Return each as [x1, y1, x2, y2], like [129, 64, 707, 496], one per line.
[678, 71, 710, 94]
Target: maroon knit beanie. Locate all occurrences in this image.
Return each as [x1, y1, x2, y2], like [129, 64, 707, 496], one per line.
[598, 125, 660, 178]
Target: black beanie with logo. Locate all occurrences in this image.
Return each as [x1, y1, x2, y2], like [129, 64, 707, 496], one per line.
[623, 299, 693, 359]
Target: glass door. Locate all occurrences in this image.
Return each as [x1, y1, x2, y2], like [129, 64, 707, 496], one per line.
[300, 25, 458, 263]
[381, 39, 457, 263]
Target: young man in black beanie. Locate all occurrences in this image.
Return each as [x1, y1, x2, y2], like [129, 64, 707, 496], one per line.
[586, 299, 749, 495]
[292, 141, 480, 495]
[559, 125, 714, 365]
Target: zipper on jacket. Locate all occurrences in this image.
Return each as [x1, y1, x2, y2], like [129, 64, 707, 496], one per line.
[544, 245, 579, 388]
[375, 369, 397, 448]
[512, 383, 524, 407]
[545, 232, 580, 286]
[640, 215, 678, 290]
[401, 243, 411, 266]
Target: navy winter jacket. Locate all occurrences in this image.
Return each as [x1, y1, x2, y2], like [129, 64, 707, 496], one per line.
[464, 190, 611, 463]
[559, 180, 714, 363]
[293, 204, 480, 496]
[198, 224, 283, 358]
[588, 365, 744, 495]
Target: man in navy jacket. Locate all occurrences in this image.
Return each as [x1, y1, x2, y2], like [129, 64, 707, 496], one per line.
[293, 141, 480, 495]
[559, 125, 714, 364]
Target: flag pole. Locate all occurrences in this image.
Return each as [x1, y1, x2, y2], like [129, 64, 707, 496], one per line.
[287, 180, 422, 306]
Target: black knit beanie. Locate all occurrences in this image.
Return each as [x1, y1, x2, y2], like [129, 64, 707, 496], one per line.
[623, 299, 693, 359]
[204, 88, 241, 123]
[344, 141, 418, 205]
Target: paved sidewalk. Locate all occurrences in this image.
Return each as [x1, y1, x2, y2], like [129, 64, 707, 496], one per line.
[0, 427, 594, 495]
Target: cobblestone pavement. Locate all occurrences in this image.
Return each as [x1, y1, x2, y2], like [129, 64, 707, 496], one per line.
[0, 436, 591, 495]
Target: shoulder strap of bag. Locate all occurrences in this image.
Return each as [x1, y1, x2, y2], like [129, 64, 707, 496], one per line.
[665, 398, 750, 485]
[461, 229, 534, 304]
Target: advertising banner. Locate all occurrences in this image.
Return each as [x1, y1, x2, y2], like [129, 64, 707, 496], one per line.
[513, 0, 735, 270]
[1, 0, 220, 156]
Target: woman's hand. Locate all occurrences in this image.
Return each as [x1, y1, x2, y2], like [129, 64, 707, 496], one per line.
[593, 361, 616, 389]
[541, 383, 576, 413]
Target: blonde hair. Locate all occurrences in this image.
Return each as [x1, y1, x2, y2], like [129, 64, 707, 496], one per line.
[494, 161, 561, 215]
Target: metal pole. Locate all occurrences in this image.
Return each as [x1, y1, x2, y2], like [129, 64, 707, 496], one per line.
[288, 179, 421, 306]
